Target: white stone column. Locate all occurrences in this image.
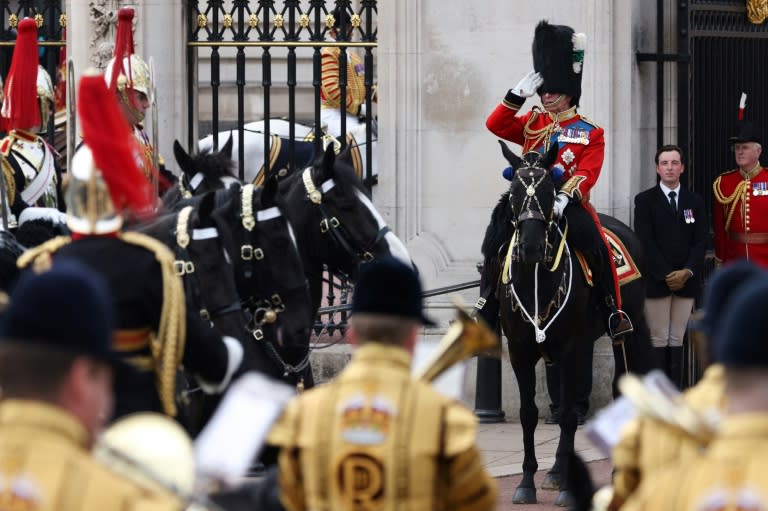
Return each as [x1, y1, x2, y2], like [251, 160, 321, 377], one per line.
[136, 0, 188, 171]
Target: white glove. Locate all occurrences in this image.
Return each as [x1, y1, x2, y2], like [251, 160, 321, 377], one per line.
[18, 207, 67, 226]
[359, 103, 366, 117]
[511, 70, 544, 98]
[553, 193, 570, 218]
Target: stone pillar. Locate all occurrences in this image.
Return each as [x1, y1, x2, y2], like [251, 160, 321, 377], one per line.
[136, 0, 189, 169]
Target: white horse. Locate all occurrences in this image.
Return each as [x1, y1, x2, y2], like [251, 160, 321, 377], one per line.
[197, 117, 377, 185]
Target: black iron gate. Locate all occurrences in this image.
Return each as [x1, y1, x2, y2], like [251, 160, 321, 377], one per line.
[186, 1, 378, 339]
[638, 1, 768, 212]
[186, 0, 377, 187]
[688, 1, 768, 217]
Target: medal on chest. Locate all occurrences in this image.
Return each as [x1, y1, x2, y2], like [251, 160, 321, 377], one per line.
[752, 182, 768, 196]
[558, 127, 589, 145]
[683, 208, 695, 224]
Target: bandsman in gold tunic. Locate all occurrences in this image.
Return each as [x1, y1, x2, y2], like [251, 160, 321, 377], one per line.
[268, 257, 497, 511]
[607, 262, 763, 509]
[622, 263, 768, 511]
[0, 260, 184, 510]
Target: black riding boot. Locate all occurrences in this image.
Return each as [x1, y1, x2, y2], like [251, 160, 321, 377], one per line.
[473, 260, 500, 330]
[668, 346, 684, 388]
[593, 246, 633, 340]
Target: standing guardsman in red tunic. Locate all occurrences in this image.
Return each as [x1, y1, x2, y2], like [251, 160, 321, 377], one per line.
[713, 93, 768, 269]
[479, 20, 632, 340]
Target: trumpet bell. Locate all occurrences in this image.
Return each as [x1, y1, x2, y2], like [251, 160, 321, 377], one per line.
[415, 299, 500, 383]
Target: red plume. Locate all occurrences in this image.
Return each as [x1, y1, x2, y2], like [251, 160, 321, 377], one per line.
[738, 92, 747, 121]
[1, 18, 41, 131]
[78, 72, 153, 216]
[110, 7, 135, 94]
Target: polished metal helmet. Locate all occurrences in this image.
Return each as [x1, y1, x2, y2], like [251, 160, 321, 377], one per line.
[36, 65, 54, 132]
[104, 54, 151, 97]
[65, 145, 123, 235]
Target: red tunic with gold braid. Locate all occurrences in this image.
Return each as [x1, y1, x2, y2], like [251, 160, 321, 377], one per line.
[486, 90, 622, 305]
[132, 124, 154, 183]
[712, 165, 768, 268]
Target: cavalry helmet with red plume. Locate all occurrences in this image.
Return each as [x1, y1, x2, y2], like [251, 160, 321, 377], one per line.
[66, 69, 153, 235]
[532, 20, 586, 107]
[104, 7, 151, 98]
[1, 18, 55, 132]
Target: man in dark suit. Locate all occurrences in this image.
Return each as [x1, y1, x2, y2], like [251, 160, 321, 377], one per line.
[634, 144, 707, 387]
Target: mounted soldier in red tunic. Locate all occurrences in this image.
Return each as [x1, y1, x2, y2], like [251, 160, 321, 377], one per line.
[479, 20, 633, 341]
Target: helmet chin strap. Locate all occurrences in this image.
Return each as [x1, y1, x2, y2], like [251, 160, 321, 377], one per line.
[543, 94, 566, 112]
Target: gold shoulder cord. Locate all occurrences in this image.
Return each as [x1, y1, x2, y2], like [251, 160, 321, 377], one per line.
[523, 107, 557, 152]
[713, 175, 747, 232]
[16, 236, 72, 269]
[121, 231, 186, 417]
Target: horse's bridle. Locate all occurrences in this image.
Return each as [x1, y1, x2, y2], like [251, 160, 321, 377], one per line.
[509, 166, 558, 265]
[173, 206, 245, 324]
[302, 167, 390, 264]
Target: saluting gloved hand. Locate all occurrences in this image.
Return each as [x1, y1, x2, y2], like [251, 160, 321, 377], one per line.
[511, 70, 544, 98]
[553, 193, 570, 218]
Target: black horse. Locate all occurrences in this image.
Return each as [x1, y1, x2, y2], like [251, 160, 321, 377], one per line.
[277, 145, 412, 314]
[162, 136, 241, 210]
[141, 180, 314, 433]
[484, 142, 656, 506]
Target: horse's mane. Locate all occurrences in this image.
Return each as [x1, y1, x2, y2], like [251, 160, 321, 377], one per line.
[481, 188, 514, 259]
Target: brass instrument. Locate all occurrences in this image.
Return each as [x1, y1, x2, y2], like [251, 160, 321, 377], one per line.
[618, 371, 719, 444]
[415, 298, 500, 383]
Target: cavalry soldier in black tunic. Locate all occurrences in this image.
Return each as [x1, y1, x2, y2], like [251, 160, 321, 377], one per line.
[18, 70, 243, 421]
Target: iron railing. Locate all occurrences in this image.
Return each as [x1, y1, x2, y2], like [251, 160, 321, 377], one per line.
[186, 0, 378, 188]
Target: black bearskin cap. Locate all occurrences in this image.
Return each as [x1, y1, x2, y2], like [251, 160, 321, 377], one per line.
[532, 20, 585, 107]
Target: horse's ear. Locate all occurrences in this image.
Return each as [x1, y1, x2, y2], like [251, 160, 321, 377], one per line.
[220, 133, 234, 160]
[498, 140, 523, 170]
[174, 140, 193, 174]
[541, 142, 559, 170]
[337, 145, 354, 167]
[262, 175, 278, 207]
[315, 144, 336, 181]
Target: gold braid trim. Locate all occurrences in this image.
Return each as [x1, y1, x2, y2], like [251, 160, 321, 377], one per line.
[713, 174, 747, 232]
[121, 231, 186, 417]
[560, 176, 586, 200]
[523, 108, 553, 151]
[1, 158, 16, 205]
[16, 236, 72, 269]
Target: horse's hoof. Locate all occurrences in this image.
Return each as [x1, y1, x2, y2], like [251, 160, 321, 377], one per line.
[541, 472, 564, 491]
[554, 490, 575, 507]
[512, 487, 537, 504]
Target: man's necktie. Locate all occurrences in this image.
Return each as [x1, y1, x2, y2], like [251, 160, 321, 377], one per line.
[669, 190, 677, 214]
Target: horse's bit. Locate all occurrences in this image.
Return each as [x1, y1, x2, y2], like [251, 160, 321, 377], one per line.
[302, 167, 390, 264]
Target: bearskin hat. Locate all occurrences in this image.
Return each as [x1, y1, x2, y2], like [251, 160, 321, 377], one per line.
[532, 20, 586, 107]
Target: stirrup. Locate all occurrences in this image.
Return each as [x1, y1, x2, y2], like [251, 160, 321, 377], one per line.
[608, 309, 634, 340]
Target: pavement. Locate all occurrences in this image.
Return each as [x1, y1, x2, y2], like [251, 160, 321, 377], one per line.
[477, 420, 613, 510]
[477, 420, 607, 478]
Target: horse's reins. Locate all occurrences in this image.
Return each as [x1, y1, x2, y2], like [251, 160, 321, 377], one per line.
[237, 184, 311, 378]
[302, 167, 390, 264]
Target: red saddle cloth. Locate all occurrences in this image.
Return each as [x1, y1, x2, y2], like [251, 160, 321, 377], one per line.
[575, 227, 642, 287]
